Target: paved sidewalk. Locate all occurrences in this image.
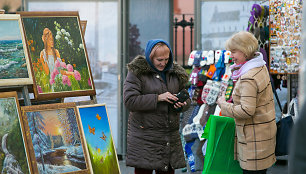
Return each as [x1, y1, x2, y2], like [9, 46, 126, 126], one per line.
[118, 157, 288, 174]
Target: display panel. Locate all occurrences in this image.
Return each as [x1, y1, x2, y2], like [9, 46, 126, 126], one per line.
[21, 102, 92, 174]
[269, 0, 302, 74]
[0, 14, 33, 86]
[18, 11, 96, 100]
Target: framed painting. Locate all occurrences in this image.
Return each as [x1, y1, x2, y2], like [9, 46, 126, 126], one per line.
[77, 104, 120, 174]
[21, 102, 92, 174]
[17, 11, 95, 100]
[0, 91, 33, 174]
[0, 14, 33, 86]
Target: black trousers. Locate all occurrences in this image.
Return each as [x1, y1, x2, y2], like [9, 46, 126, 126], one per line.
[134, 167, 174, 174]
[242, 169, 267, 174]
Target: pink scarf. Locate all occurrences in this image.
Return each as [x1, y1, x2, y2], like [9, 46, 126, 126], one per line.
[230, 52, 266, 80]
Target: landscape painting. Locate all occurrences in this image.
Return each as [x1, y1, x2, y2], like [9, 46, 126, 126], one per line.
[77, 104, 120, 174]
[0, 91, 32, 174]
[21, 103, 91, 174]
[18, 11, 95, 100]
[0, 14, 33, 86]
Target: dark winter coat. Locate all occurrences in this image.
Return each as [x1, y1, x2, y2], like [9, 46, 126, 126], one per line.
[123, 55, 190, 171]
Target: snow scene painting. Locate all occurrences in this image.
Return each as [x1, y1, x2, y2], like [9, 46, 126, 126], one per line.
[0, 14, 32, 86]
[0, 92, 31, 174]
[77, 104, 120, 174]
[21, 103, 91, 174]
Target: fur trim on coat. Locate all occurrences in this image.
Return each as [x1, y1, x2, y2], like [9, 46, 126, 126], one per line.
[127, 55, 189, 88]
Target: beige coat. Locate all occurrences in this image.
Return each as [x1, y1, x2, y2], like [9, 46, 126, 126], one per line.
[220, 65, 277, 170]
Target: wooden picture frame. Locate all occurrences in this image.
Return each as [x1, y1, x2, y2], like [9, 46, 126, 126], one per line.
[17, 11, 95, 100]
[0, 91, 33, 174]
[21, 102, 92, 174]
[0, 14, 33, 86]
[77, 104, 120, 174]
[80, 20, 87, 36]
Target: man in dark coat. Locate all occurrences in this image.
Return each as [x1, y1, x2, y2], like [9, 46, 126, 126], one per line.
[123, 39, 190, 174]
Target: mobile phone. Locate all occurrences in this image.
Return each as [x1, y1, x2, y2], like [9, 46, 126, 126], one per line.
[175, 90, 189, 103]
[170, 90, 189, 111]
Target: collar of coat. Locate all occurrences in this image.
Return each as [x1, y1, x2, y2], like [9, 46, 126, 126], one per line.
[127, 55, 189, 87]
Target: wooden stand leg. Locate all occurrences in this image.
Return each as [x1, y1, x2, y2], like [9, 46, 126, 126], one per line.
[22, 86, 31, 106]
[90, 95, 97, 104]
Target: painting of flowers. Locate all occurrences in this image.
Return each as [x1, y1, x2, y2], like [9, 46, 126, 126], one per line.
[21, 102, 91, 174]
[77, 104, 120, 174]
[18, 11, 95, 100]
[0, 91, 32, 174]
[0, 14, 33, 86]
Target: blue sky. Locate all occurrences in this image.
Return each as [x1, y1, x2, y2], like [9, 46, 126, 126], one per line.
[78, 105, 113, 153]
[0, 20, 21, 40]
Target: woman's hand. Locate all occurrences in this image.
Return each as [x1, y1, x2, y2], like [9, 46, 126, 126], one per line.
[216, 94, 226, 107]
[158, 92, 178, 103]
[173, 101, 187, 109]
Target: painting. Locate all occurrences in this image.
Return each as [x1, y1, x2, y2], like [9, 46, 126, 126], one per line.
[77, 104, 120, 174]
[0, 14, 33, 86]
[21, 102, 92, 174]
[18, 11, 95, 100]
[0, 91, 33, 174]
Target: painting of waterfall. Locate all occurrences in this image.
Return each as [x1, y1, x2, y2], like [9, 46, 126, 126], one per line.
[0, 14, 32, 86]
[0, 91, 32, 174]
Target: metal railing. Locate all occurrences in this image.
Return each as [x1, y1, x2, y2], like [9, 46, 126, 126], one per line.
[174, 14, 194, 68]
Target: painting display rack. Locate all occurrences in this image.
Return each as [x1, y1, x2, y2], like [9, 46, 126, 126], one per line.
[0, 11, 121, 174]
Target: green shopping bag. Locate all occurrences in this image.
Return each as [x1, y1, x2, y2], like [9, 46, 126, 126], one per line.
[202, 115, 242, 174]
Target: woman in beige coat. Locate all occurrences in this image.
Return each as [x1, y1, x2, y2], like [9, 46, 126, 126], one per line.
[216, 31, 277, 174]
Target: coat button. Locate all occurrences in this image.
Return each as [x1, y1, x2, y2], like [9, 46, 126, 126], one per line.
[156, 75, 160, 78]
[165, 166, 168, 170]
[167, 142, 170, 146]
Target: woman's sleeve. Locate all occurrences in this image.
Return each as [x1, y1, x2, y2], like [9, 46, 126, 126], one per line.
[220, 78, 257, 119]
[123, 72, 158, 112]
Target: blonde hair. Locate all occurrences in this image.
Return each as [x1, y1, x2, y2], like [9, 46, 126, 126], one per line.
[42, 28, 57, 61]
[149, 43, 170, 60]
[225, 31, 258, 60]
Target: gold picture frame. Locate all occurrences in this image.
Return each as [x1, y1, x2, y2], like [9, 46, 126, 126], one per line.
[0, 91, 33, 174]
[17, 11, 95, 100]
[21, 102, 92, 174]
[77, 103, 121, 174]
[0, 14, 33, 86]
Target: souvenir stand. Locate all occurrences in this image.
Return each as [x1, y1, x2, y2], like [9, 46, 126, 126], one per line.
[0, 11, 120, 174]
[269, 0, 301, 160]
[269, 0, 301, 120]
[181, 48, 234, 172]
[180, 1, 301, 172]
